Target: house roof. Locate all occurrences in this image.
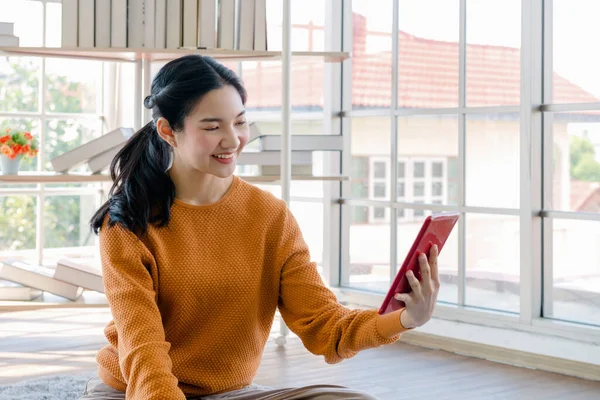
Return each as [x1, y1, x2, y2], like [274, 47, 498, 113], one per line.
[571, 181, 600, 212]
[241, 13, 598, 110]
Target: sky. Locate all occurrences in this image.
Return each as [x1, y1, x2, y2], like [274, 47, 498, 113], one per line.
[1, 0, 599, 99]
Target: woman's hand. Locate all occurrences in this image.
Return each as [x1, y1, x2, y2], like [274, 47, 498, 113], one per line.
[395, 244, 440, 329]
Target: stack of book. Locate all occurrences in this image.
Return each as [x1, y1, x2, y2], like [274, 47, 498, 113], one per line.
[0, 259, 104, 302]
[61, 0, 267, 51]
[0, 22, 20, 47]
[50, 127, 133, 174]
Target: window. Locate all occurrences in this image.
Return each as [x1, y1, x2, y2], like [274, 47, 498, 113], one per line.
[367, 157, 448, 223]
[0, 1, 106, 267]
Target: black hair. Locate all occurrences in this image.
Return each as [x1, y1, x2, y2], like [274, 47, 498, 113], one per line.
[90, 55, 247, 236]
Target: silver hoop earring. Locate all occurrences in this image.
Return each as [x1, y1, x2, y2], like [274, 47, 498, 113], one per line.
[165, 147, 174, 172]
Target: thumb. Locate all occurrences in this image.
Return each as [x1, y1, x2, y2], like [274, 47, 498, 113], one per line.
[394, 293, 411, 303]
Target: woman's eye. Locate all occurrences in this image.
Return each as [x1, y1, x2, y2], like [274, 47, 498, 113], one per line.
[236, 120, 247, 126]
[204, 126, 219, 131]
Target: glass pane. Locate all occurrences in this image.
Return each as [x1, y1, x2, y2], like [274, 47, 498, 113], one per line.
[265, 0, 325, 51]
[465, 214, 520, 313]
[549, 218, 600, 326]
[0, 195, 37, 264]
[43, 194, 99, 252]
[398, 0, 459, 108]
[432, 181, 443, 196]
[398, 208, 459, 304]
[466, 114, 520, 208]
[397, 115, 459, 205]
[432, 161, 443, 178]
[350, 117, 391, 199]
[2, 0, 43, 47]
[290, 201, 324, 275]
[45, 58, 101, 114]
[346, 205, 391, 292]
[413, 182, 425, 197]
[0, 118, 40, 174]
[413, 162, 425, 178]
[352, 0, 393, 109]
[466, 0, 521, 106]
[373, 182, 386, 198]
[44, 118, 102, 173]
[552, 0, 600, 103]
[242, 59, 324, 112]
[550, 111, 600, 212]
[373, 162, 386, 178]
[0, 57, 40, 112]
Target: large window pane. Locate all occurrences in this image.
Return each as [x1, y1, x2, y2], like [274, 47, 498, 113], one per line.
[0, 57, 40, 112]
[0, 195, 37, 264]
[352, 0, 393, 109]
[43, 194, 99, 264]
[466, 114, 520, 208]
[242, 60, 324, 112]
[549, 218, 600, 326]
[398, 0, 459, 108]
[45, 58, 101, 114]
[466, 0, 521, 106]
[350, 117, 391, 201]
[346, 205, 391, 292]
[550, 111, 600, 213]
[397, 115, 459, 206]
[265, 0, 325, 51]
[552, 0, 600, 103]
[397, 208, 459, 304]
[465, 214, 520, 313]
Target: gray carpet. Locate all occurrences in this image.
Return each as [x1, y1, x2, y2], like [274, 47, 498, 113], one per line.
[0, 374, 91, 400]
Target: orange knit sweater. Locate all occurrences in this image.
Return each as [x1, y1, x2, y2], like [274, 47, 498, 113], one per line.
[96, 176, 408, 399]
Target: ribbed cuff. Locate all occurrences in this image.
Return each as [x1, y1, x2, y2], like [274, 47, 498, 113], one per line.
[375, 308, 412, 339]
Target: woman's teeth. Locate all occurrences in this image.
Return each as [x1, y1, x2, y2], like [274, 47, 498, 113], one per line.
[213, 154, 234, 159]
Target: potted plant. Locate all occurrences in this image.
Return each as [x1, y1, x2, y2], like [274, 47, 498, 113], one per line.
[0, 129, 39, 175]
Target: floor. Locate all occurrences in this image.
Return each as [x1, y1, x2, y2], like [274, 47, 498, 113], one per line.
[1, 308, 599, 399]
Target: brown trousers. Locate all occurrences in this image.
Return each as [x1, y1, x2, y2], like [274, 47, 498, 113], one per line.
[78, 376, 379, 400]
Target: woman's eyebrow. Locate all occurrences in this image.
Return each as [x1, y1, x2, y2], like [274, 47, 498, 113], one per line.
[199, 110, 246, 123]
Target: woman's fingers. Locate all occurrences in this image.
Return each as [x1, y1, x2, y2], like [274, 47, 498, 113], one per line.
[394, 292, 412, 304]
[429, 244, 440, 288]
[419, 252, 431, 281]
[406, 270, 423, 299]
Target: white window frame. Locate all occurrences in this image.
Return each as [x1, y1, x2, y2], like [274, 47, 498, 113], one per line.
[0, 0, 107, 266]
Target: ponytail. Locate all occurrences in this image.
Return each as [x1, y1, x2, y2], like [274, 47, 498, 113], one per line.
[90, 121, 174, 235]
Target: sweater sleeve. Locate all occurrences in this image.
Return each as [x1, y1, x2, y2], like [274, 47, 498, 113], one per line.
[275, 206, 410, 364]
[99, 221, 186, 400]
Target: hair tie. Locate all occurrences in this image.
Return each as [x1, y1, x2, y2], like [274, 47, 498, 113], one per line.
[144, 95, 155, 109]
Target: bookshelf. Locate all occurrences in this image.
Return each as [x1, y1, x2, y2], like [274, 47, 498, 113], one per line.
[0, 47, 350, 63]
[0, 2, 349, 318]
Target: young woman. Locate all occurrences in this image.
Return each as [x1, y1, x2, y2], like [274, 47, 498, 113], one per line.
[81, 54, 441, 400]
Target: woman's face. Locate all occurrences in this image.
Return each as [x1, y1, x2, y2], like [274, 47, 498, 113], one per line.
[173, 85, 249, 178]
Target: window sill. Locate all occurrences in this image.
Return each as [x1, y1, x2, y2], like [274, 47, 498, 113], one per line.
[337, 288, 600, 382]
[399, 317, 600, 382]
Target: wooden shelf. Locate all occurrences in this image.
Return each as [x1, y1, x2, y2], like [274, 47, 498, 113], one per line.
[0, 172, 349, 184]
[0, 47, 350, 63]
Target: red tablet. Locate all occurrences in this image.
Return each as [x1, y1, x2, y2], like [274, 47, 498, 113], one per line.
[378, 211, 459, 315]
